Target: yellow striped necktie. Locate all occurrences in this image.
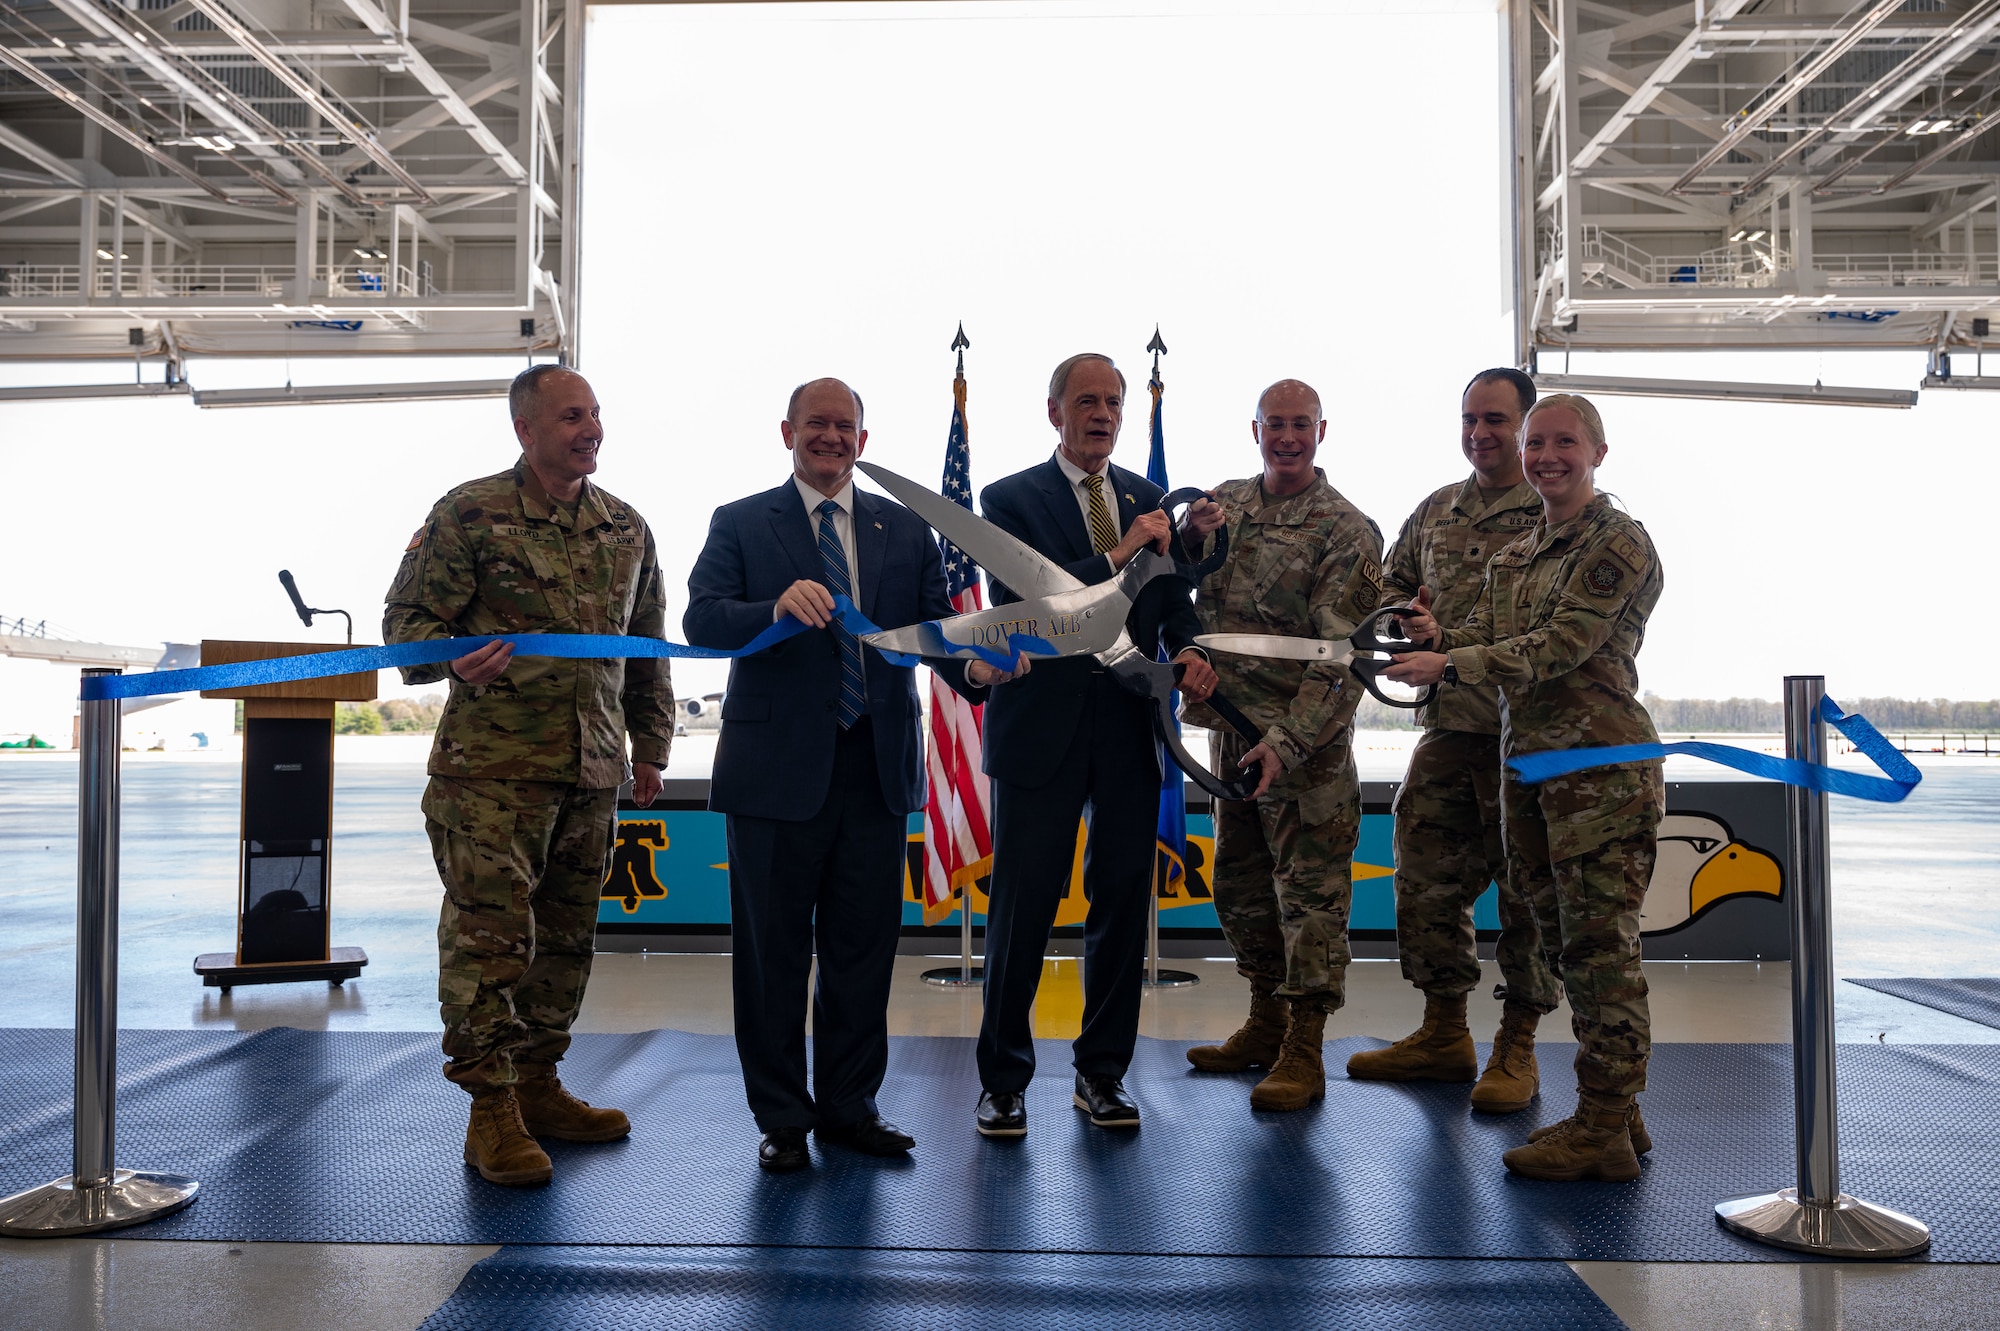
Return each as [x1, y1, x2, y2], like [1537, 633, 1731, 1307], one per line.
[1083, 474, 1119, 555]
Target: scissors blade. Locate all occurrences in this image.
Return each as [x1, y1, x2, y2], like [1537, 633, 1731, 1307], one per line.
[856, 460, 1084, 599]
[1195, 633, 1355, 663]
[861, 581, 1132, 660]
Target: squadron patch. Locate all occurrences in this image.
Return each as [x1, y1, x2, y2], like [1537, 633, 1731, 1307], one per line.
[1584, 559, 1623, 597]
[1354, 582, 1379, 613]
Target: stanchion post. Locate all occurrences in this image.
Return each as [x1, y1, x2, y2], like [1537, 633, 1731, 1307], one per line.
[1713, 675, 1928, 1257]
[1142, 836, 1197, 989]
[0, 669, 199, 1237]
[921, 880, 983, 987]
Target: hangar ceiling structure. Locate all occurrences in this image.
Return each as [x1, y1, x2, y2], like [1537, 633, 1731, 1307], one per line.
[0, 0, 583, 376]
[1511, 0, 2000, 386]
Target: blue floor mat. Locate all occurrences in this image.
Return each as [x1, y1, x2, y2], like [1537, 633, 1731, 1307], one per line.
[1, 1027, 1991, 1261]
[1848, 977, 2000, 1031]
[415, 1247, 1627, 1331]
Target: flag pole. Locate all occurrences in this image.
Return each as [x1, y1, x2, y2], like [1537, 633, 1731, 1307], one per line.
[922, 322, 985, 988]
[1139, 325, 1198, 989]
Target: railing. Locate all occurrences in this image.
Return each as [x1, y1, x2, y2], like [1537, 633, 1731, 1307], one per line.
[97, 265, 292, 298]
[1817, 252, 1999, 287]
[326, 263, 436, 298]
[1577, 226, 1789, 290]
[1, 617, 50, 638]
[0, 264, 447, 301]
[0, 266, 81, 298]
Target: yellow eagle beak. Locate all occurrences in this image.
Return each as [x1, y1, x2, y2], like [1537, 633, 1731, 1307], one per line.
[1689, 842, 1782, 915]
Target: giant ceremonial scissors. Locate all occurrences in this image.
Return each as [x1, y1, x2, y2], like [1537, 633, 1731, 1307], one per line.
[1196, 610, 1439, 713]
[857, 461, 1273, 801]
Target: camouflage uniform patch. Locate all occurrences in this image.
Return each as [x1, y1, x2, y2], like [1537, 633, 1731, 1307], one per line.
[1184, 470, 1382, 1005]
[424, 775, 619, 1090]
[1438, 496, 1667, 1097]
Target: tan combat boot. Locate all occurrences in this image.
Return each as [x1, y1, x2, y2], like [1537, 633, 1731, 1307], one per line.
[1186, 983, 1287, 1072]
[1344, 991, 1477, 1083]
[1502, 1090, 1641, 1182]
[464, 1087, 554, 1186]
[1249, 998, 1328, 1112]
[1470, 1003, 1541, 1114]
[515, 1064, 632, 1143]
[1530, 1100, 1652, 1155]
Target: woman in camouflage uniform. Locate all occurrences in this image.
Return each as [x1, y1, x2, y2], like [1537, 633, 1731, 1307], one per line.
[1386, 393, 1664, 1182]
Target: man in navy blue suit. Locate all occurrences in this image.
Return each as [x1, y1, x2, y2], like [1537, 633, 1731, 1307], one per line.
[686, 377, 1010, 1173]
[973, 353, 1219, 1138]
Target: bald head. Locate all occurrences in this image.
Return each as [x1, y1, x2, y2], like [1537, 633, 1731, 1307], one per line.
[1251, 378, 1326, 498]
[1255, 379, 1322, 420]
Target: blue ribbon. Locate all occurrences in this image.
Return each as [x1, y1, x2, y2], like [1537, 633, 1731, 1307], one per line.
[80, 597, 920, 701]
[1505, 697, 1921, 803]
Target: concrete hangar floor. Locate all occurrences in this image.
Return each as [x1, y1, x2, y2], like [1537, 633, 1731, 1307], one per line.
[2, 741, 1998, 1328]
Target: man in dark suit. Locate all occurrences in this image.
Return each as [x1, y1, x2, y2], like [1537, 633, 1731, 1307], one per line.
[973, 352, 1219, 1138]
[685, 377, 1009, 1173]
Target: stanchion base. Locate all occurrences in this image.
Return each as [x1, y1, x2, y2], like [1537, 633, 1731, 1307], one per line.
[0, 1169, 199, 1237]
[1715, 1187, 1931, 1258]
[1142, 969, 1201, 988]
[921, 966, 984, 986]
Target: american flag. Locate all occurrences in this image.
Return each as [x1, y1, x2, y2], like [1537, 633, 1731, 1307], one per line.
[922, 368, 992, 925]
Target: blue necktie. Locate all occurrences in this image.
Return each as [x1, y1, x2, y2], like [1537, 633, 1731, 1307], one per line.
[817, 499, 864, 728]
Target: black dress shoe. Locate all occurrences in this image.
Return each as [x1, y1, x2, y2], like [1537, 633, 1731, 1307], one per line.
[976, 1090, 1027, 1138]
[758, 1127, 809, 1173]
[1073, 1074, 1141, 1129]
[816, 1115, 916, 1156]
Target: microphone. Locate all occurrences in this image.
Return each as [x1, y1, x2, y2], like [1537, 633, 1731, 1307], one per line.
[277, 570, 354, 644]
[278, 569, 314, 628]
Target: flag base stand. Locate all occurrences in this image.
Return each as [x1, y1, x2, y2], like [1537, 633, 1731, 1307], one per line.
[1142, 968, 1200, 989]
[921, 965, 984, 987]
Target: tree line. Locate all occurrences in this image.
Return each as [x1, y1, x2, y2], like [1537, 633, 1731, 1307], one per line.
[1351, 694, 2000, 734]
[334, 695, 447, 735]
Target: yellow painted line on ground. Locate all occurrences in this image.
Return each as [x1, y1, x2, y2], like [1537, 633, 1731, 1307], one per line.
[1030, 957, 1085, 1040]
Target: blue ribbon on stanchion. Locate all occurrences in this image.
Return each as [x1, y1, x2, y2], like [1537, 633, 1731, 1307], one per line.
[1506, 696, 1922, 803]
[79, 596, 1055, 701]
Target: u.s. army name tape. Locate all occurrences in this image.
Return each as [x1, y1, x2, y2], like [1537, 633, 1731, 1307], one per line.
[1506, 697, 1921, 803]
[77, 596, 1055, 702]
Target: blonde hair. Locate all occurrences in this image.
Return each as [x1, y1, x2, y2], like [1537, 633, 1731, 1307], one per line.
[1523, 392, 1606, 450]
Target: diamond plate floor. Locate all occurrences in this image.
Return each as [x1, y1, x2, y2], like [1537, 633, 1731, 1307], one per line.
[1, 1027, 1990, 1261]
[415, 1247, 1627, 1331]
[1847, 978, 2000, 1032]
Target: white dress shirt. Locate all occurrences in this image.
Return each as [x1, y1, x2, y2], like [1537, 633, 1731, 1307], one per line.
[792, 474, 862, 606]
[1053, 449, 1123, 547]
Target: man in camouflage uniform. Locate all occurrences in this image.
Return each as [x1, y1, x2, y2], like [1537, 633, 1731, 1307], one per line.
[384, 364, 674, 1187]
[1387, 391, 1665, 1181]
[1180, 379, 1383, 1111]
[1346, 368, 1562, 1115]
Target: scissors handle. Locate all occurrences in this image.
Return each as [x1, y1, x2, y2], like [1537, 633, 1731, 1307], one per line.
[1351, 603, 1426, 654]
[1161, 488, 1229, 582]
[1347, 604, 1437, 711]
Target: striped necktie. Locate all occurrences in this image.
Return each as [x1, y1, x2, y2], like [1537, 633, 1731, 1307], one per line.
[1082, 473, 1119, 555]
[816, 499, 865, 728]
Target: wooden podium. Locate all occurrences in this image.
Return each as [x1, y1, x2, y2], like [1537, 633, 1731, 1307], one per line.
[193, 640, 373, 991]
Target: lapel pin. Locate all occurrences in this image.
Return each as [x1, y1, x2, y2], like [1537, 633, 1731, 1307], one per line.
[874, 521, 883, 529]
[1123, 493, 1134, 504]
